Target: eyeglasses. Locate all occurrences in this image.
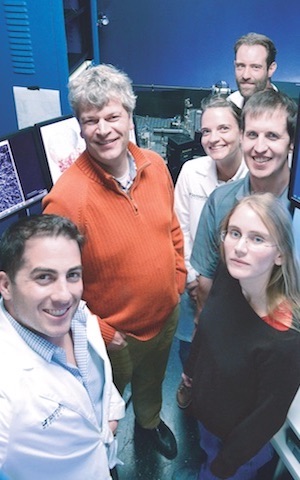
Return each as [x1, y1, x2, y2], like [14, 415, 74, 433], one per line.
[220, 229, 277, 249]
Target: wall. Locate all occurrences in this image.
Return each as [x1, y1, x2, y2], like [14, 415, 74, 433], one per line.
[98, 0, 300, 91]
[98, 0, 300, 255]
[0, 0, 70, 136]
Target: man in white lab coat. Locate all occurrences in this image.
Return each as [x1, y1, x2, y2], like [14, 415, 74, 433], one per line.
[0, 214, 125, 480]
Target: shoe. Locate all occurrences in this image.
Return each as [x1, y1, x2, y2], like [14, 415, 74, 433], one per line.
[176, 379, 192, 409]
[135, 419, 178, 459]
[110, 467, 119, 480]
[172, 466, 199, 480]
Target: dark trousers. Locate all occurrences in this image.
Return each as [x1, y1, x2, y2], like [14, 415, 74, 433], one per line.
[197, 423, 274, 480]
[108, 306, 179, 429]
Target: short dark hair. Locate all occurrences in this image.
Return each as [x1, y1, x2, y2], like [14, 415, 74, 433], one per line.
[234, 32, 277, 68]
[0, 214, 84, 281]
[241, 89, 297, 142]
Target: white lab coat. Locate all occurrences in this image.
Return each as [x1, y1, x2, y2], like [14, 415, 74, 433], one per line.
[174, 156, 248, 283]
[227, 83, 278, 109]
[0, 299, 125, 480]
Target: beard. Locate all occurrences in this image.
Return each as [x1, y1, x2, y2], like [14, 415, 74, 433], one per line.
[237, 76, 269, 101]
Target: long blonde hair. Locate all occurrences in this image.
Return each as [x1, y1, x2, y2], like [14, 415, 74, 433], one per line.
[220, 193, 300, 329]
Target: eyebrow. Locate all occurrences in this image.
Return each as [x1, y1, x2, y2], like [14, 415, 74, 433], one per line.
[228, 225, 270, 236]
[235, 61, 263, 67]
[244, 129, 281, 136]
[30, 266, 83, 275]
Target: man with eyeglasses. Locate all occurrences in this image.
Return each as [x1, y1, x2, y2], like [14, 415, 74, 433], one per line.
[191, 89, 297, 317]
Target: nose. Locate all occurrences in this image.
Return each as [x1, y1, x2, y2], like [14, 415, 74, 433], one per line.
[253, 135, 268, 154]
[208, 130, 220, 143]
[241, 66, 251, 80]
[51, 279, 73, 303]
[96, 118, 110, 135]
[234, 236, 248, 254]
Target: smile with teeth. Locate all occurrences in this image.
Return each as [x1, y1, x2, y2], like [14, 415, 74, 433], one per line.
[210, 145, 226, 150]
[98, 138, 117, 146]
[253, 157, 270, 164]
[44, 307, 70, 317]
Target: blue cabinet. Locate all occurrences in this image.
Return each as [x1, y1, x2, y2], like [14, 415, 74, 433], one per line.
[0, 0, 99, 136]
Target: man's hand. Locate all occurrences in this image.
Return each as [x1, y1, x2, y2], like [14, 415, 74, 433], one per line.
[109, 420, 119, 434]
[186, 278, 199, 303]
[107, 331, 128, 351]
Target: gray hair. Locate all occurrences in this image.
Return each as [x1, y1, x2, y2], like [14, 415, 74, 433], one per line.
[68, 64, 137, 117]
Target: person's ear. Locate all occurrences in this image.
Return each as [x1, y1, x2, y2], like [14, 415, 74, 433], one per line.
[129, 114, 134, 131]
[0, 272, 13, 300]
[268, 61, 277, 78]
[239, 129, 243, 146]
[289, 142, 294, 154]
[274, 252, 283, 267]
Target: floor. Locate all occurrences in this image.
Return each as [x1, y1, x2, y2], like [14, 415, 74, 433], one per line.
[115, 337, 294, 480]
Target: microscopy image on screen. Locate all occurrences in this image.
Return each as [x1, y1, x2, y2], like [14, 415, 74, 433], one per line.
[0, 140, 24, 217]
[38, 116, 86, 184]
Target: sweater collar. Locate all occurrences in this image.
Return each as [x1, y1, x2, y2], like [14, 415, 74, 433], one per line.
[76, 142, 151, 188]
[76, 142, 150, 188]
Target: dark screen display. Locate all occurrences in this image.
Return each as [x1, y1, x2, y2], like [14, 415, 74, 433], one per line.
[289, 101, 300, 209]
[0, 127, 49, 219]
[289, 100, 300, 209]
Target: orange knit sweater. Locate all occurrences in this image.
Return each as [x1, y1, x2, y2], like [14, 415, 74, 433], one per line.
[43, 143, 186, 344]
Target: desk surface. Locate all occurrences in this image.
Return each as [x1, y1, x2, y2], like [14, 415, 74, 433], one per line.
[287, 389, 300, 437]
[272, 388, 300, 479]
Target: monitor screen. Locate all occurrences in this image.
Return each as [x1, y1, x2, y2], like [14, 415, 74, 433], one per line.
[0, 127, 49, 220]
[35, 115, 86, 185]
[289, 98, 300, 209]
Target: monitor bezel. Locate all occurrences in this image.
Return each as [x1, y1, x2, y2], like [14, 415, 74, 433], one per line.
[288, 96, 300, 209]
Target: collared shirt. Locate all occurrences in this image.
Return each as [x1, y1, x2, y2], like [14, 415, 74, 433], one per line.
[227, 83, 278, 109]
[2, 301, 105, 428]
[114, 151, 137, 192]
[174, 155, 248, 283]
[191, 173, 292, 279]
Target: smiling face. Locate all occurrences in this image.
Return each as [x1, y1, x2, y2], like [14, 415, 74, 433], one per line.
[234, 44, 276, 100]
[0, 236, 83, 347]
[200, 107, 241, 165]
[223, 204, 282, 292]
[79, 99, 134, 176]
[242, 107, 292, 183]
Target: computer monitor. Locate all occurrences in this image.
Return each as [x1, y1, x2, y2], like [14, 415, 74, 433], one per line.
[0, 127, 49, 220]
[35, 114, 86, 185]
[289, 97, 300, 209]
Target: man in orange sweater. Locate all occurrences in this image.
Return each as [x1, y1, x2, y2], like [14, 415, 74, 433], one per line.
[43, 64, 186, 461]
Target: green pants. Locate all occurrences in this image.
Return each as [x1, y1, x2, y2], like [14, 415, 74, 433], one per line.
[108, 305, 179, 429]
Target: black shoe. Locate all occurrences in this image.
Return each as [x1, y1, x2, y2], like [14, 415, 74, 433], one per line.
[110, 467, 119, 480]
[135, 420, 178, 459]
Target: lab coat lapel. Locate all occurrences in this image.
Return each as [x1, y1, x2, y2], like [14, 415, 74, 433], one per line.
[23, 355, 100, 430]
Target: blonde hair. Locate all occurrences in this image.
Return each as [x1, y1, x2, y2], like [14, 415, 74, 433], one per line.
[220, 193, 300, 329]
